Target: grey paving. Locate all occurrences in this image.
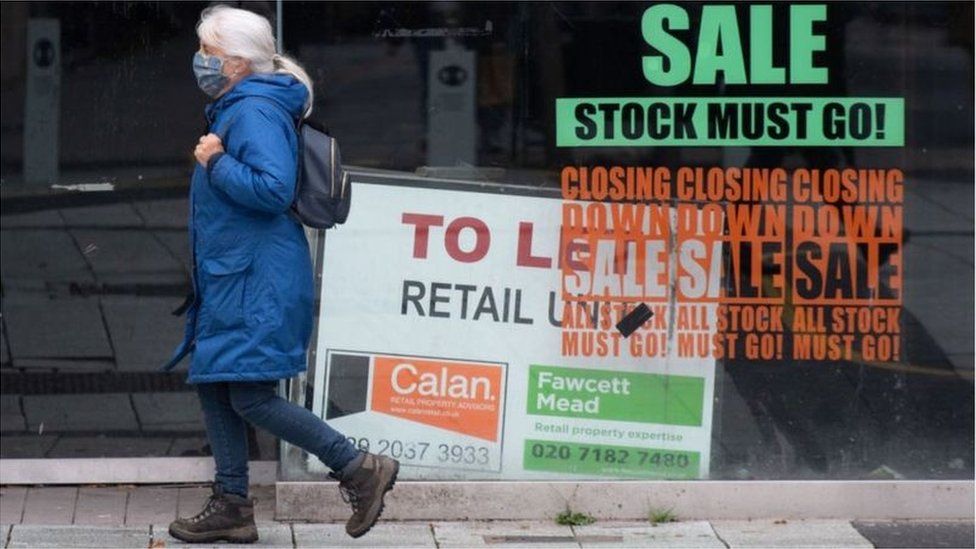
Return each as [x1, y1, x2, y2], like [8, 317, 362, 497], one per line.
[294, 522, 437, 547]
[432, 521, 575, 548]
[167, 436, 210, 457]
[132, 392, 204, 431]
[20, 487, 77, 525]
[0, 486, 27, 524]
[904, 185, 974, 234]
[251, 485, 277, 523]
[945, 353, 974, 373]
[574, 521, 726, 548]
[902, 236, 974, 371]
[23, 393, 137, 433]
[0, 229, 92, 282]
[1, 394, 25, 432]
[154, 521, 293, 548]
[153, 230, 192, 269]
[73, 487, 128, 527]
[124, 486, 178, 527]
[59, 203, 143, 227]
[46, 435, 172, 457]
[0, 209, 64, 228]
[711, 519, 874, 548]
[0, 434, 58, 458]
[2, 295, 112, 363]
[70, 229, 185, 284]
[7, 524, 151, 548]
[0, 516, 971, 548]
[102, 295, 188, 372]
[133, 198, 189, 228]
[852, 520, 975, 548]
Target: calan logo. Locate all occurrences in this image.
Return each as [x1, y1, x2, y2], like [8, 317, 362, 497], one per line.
[391, 362, 496, 401]
[372, 355, 505, 441]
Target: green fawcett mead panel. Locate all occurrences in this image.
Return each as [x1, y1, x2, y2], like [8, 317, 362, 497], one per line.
[527, 365, 705, 426]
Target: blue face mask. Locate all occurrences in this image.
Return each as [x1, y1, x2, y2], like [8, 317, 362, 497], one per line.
[193, 51, 228, 98]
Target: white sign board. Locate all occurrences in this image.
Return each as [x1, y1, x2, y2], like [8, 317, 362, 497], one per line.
[310, 177, 717, 480]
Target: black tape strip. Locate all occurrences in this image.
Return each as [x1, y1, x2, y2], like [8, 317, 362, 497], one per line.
[615, 303, 653, 338]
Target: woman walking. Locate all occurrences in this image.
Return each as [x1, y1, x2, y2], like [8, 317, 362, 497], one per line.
[162, 5, 398, 543]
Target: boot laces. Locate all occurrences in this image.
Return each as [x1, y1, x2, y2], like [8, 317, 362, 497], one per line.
[339, 485, 363, 514]
[188, 495, 224, 523]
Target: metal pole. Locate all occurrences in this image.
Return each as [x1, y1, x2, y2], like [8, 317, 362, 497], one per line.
[275, 0, 283, 52]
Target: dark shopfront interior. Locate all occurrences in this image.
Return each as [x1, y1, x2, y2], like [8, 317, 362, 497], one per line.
[0, 1, 972, 480]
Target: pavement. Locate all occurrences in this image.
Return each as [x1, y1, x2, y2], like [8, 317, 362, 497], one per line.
[0, 485, 973, 548]
[0, 195, 278, 463]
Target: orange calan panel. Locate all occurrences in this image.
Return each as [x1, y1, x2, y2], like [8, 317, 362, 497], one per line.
[371, 356, 503, 442]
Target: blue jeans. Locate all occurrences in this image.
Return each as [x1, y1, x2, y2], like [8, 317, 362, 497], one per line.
[196, 381, 361, 497]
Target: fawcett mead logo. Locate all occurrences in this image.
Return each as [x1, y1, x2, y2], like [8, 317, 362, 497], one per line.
[326, 352, 506, 442]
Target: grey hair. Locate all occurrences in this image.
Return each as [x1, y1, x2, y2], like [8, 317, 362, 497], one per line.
[197, 5, 314, 116]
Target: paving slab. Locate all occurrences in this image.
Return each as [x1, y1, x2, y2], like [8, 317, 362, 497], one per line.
[153, 230, 192, 269]
[432, 521, 577, 548]
[20, 487, 77, 525]
[46, 435, 172, 457]
[945, 352, 974, 373]
[132, 392, 204, 431]
[251, 485, 277, 522]
[102, 296, 188, 372]
[23, 393, 138, 433]
[133, 198, 189, 228]
[70, 229, 184, 283]
[1, 394, 25, 432]
[60, 203, 144, 227]
[0, 209, 65, 228]
[711, 519, 873, 548]
[0, 486, 27, 524]
[167, 436, 210, 456]
[904, 186, 974, 234]
[73, 487, 128, 526]
[0, 229, 93, 282]
[0, 434, 58, 458]
[153, 521, 293, 548]
[574, 521, 726, 548]
[124, 486, 178, 526]
[294, 522, 436, 547]
[3, 296, 112, 362]
[852, 520, 975, 549]
[7, 524, 151, 548]
[902, 236, 974, 366]
[906, 182, 975, 227]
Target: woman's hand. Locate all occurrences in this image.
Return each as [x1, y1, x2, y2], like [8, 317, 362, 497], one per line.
[194, 133, 224, 167]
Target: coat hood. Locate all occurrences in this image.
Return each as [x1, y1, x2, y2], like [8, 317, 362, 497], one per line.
[208, 73, 309, 122]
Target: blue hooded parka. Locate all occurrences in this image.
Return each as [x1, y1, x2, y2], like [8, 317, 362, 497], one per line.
[163, 73, 314, 383]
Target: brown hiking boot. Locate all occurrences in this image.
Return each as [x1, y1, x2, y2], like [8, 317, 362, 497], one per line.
[338, 453, 400, 538]
[168, 485, 258, 544]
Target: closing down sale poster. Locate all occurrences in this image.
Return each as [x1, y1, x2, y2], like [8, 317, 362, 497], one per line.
[308, 2, 907, 480]
[309, 178, 717, 480]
